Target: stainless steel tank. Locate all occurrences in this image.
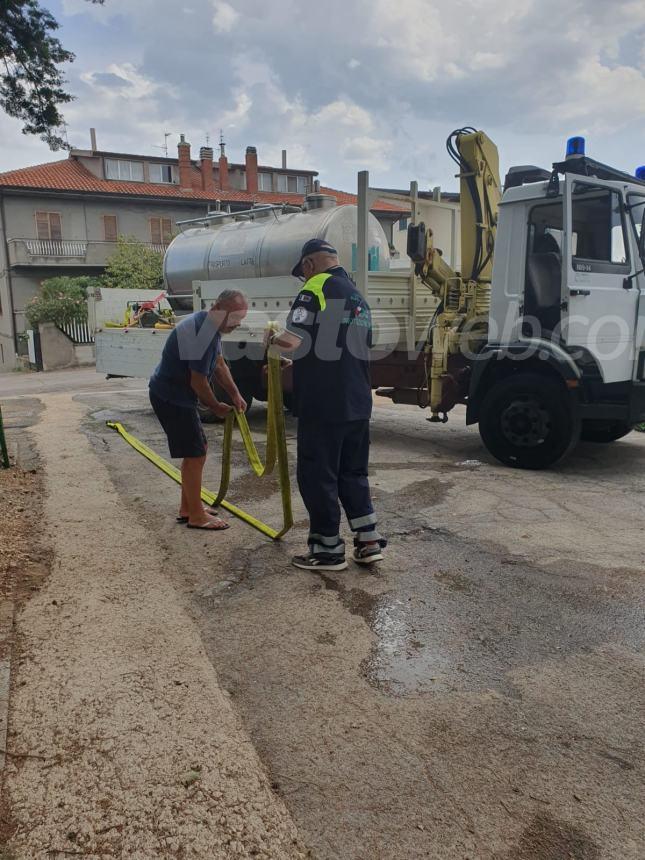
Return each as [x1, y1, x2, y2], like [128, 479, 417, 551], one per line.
[164, 195, 391, 299]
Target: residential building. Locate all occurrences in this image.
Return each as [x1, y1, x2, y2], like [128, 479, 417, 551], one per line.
[0, 131, 405, 371]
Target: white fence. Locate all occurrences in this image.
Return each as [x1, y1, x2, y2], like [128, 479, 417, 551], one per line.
[59, 319, 95, 344]
[26, 239, 88, 257]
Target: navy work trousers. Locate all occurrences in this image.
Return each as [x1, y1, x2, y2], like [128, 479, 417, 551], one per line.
[296, 419, 384, 556]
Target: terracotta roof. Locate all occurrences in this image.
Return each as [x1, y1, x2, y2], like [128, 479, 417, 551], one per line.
[0, 156, 408, 214]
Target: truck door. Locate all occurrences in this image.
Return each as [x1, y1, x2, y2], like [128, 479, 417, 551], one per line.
[562, 176, 638, 383]
[625, 193, 645, 381]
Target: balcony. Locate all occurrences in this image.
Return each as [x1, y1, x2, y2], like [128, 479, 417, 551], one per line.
[7, 238, 169, 268]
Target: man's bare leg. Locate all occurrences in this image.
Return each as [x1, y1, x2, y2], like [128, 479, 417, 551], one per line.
[181, 456, 228, 529]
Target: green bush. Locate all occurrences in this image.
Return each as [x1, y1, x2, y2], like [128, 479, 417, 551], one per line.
[101, 235, 164, 291]
[25, 276, 98, 328]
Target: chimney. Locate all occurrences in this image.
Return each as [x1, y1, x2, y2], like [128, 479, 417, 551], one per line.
[177, 134, 192, 191]
[199, 146, 215, 193]
[218, 138, 229, 190]
[245, 146, 258, 193]
[281, 149, 287, 169]
[90, 128, 97, 151]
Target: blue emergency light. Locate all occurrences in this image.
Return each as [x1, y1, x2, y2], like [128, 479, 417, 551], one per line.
[566, 136, 585, 158]
[636, 166, 645, 181]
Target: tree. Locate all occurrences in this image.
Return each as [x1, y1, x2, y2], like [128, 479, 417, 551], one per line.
[25, 275, 98, 327]
[101, 236, 165, 291]
[0, 0, 103, 149]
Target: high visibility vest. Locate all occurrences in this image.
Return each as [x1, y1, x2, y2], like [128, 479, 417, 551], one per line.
[300, 272, 332, 311]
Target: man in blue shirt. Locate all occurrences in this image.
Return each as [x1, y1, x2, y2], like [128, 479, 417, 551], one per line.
[149, 289, 248, 530]
[269, 239, 386, 570]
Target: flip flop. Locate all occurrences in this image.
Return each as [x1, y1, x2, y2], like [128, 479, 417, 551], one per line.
[176, 506, 219, 523]
[186, 518, 230, 531]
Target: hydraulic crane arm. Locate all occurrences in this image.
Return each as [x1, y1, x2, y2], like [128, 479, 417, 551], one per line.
[407, 128, 502, 420]
[448, 128, 501, 285]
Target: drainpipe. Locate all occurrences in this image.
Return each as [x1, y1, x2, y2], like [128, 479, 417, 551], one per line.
[0, 191, 19, 356]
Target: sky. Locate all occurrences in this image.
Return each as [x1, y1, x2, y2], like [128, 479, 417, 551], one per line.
[2, 0, 645, 194]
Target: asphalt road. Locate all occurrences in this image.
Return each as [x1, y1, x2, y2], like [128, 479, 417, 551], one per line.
[3, 368, 644, 859]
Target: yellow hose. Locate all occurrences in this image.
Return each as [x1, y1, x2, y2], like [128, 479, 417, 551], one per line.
[107, 350, 293, 540]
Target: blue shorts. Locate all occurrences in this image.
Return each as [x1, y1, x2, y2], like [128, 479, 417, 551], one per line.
[149, 390, 207, 459]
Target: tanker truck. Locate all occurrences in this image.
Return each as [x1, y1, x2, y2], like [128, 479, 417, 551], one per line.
[93, 128, 645, 469]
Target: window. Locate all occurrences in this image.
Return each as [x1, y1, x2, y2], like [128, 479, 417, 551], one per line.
[258, 172, 273, 192]
[35, 211, 62, 241]
[149, 163, 176, 184]
[103, 215, 118, 242]
[296, 176, 308, 194]
[150, 217, 172, 245]
[276, 174, 287, 194]
[276, 174, 307, 194]
[571, 184, 628, 267]
[398, 217, 409, 232]
[287, 176, 298, 193]
[105, 159, 144, 181]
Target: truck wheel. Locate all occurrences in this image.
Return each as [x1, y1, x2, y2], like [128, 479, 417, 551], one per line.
[580, 420, 632, 443]
[478, 373, 580, 469]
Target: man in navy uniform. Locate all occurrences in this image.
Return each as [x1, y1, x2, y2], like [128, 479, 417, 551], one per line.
[270, 238, 386, 570]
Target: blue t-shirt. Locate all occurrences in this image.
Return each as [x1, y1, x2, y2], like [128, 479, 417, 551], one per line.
[149, 310, 221, 407]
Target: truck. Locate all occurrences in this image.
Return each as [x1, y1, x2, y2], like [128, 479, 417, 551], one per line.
[92, 128, 645, 469]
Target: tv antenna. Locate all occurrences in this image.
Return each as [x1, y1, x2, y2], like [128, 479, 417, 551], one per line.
[152, 132, 172, 157]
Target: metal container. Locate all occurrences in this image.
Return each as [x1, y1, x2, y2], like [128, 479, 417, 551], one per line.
[163, 198, 391, 299]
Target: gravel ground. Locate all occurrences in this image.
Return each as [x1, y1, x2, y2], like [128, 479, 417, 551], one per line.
[1, 393, 307, 859]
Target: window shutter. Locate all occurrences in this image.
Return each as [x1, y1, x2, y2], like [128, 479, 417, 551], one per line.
[162, 218, 172, 243]
[49, 213, 62, 241]
[150, 218, 161, 245]
[103, 215, 118, 242]
[35, 212, 50, 240]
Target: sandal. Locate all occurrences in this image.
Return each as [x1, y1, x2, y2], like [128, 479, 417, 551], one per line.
[176, 506, 218, 524]
[186, 517, 230, 531]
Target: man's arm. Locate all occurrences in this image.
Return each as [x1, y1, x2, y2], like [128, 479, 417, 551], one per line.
[190, 371, 232, 419]
[212, 354, 246, 412]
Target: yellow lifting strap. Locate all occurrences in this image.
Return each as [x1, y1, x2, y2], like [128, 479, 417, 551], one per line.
[300, 272, 332, 311]
[107, 349, 293, 540]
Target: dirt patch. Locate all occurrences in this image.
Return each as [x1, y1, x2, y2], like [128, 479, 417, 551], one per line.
[510, 813, 600, 859]
[0, 459, 50, 850]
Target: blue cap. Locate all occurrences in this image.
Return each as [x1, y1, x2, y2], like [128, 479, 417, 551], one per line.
[291, 238, 338, 277]
[636, 166, 645, 181]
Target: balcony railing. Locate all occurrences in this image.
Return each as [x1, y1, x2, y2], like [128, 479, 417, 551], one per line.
[25, 239, 88, 257]
[7, 238, 169, 267]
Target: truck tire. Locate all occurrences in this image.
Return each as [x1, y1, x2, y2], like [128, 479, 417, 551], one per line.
[580, 420, 632, 443]
[478, 372, 580, 469]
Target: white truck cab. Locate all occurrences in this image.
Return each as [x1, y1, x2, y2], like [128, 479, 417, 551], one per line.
[468, 140, 645, 467]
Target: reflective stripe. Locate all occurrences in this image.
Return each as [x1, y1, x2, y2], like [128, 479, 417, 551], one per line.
[355, 529, 383, 544]
[301, 272, 332, 311]
[309, 532, 342, 547]
[349, 513, 377, 530]
[311, 542, 345, 556]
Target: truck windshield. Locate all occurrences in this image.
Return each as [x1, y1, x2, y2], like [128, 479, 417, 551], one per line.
[628, 194, 645, 261]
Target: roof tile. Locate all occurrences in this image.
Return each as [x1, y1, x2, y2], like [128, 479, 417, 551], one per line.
[0, 156, 409, 213]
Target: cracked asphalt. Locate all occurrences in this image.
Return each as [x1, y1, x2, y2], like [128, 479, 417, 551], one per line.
[3, 368, 644, 859]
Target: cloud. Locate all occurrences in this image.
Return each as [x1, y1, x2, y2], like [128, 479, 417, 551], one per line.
[211, 0, 238, 33]
[4, 0, 645, 191]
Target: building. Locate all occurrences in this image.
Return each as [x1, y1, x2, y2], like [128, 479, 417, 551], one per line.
[0, 131, 406, 371]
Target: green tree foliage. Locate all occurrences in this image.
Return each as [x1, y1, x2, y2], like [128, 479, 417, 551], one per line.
[101, 235, 165, 291]
[25, 275, 98, 327]
[0, 0, 103, 149]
